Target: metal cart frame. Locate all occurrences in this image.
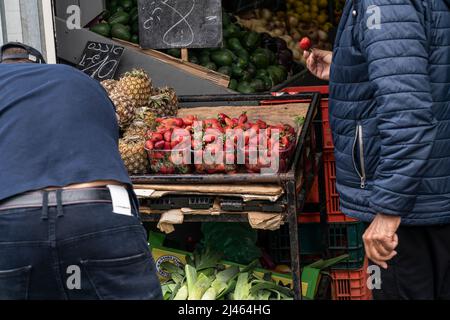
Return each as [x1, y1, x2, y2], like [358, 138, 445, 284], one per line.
[132, 92, 323, 299]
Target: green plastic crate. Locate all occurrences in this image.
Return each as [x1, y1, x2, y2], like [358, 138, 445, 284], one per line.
[268, 222, 366, 269]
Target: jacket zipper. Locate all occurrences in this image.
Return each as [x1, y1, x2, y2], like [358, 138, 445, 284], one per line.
[352, 123, 366, 189]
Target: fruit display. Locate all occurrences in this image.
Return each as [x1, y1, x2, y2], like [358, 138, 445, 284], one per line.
[236, 1, 335, 63]
[160, 249, 293, 300]
[91, 0, 140, 43]
[102, 67, 181, 175]
[166, 12, 295, 93]
[144, 112, 298, 175]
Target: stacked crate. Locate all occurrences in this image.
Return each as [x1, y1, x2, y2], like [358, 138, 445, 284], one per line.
[270, 86, 372, 300]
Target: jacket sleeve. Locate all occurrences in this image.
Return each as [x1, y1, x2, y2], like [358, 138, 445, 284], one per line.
[360, 0, 437, 216]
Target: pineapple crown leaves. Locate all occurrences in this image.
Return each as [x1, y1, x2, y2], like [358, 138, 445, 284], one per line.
[122, 68, 150, 80]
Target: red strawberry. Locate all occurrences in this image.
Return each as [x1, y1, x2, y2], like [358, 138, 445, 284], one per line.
[299, 37, 312, 51]
[224, 118, 233, 127]
[151, 133, 163, 142]
[204, 134, 216, 144]
[145, 140, 154, 150]
[154, 140, 165, 150]
[152, 152, 165, 159]
[164, 142, 171, 150]
[238, 112, 248, 125]
[164, 130, 172, 142]
[218, 113, 230, 124]
[256, 119, 267, 129]
[281, 136, 290, 148]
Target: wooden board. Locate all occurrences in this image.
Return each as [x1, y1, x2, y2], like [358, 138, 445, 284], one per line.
[178, 103, 310, 127]
[138, 0, 222, 49]
[113, 38, 230, 88]
[133, 184, 284, 196]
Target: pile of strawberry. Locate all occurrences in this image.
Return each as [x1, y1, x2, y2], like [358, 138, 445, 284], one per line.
[144, 113, 297, 174]
[144, 116, 196, 174]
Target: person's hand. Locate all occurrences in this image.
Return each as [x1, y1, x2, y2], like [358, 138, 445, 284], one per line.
[303, 49, 332, 81]
[363, 213, 401, 269]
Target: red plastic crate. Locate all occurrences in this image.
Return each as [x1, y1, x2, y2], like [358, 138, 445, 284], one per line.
[321, 100, 335, 150]
[331, 258, 371, 300]
[305, 175, 319, 204]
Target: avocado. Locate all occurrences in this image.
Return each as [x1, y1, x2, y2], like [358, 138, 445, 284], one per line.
[231, 65, 244, 78]
[256, 69, 269, 79]
[130, 34, 139, 44]
[110, 23, 131, 41]
[189, 55, 200, 65]
[108, 11, 130, 25]
[240, 70, 252, 82]
[201, 62, 217, 71]
[218, 66, 232, 77]
[251, 52, 270, 69]
[90, 23, 111, 37]
[236, 57, 248, 69]
[120, 0, 133, 11]
[199, 53, 211, 65]
[250, 79, 265, 92]
[242, 32, 261, 51]
[267, 65, 288, 85]
[228, 78, 238, 91]
[211, 50, 234, 67]
[167, 48, 181, 58]
[228, 38, 243, 52]
[247, 63, 257, 77]
[237, 81, 256, 94]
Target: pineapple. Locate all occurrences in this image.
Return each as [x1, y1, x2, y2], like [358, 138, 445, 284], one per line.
[100, 79, 117, 95]
[148, 87, 179, 117]
[109, 90, 136, 129]
[119, 135, 149, 175]
[115, 69, 153, 108]
[124, 106, 156, 139]
[119, 107, 156, 175]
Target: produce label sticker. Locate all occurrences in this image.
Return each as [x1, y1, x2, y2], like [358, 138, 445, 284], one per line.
[107, 185, 132, 216]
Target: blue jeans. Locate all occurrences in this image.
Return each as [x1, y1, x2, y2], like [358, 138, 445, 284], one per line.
[0, 195, 162, 300]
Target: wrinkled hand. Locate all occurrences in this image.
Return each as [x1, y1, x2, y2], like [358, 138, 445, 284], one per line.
[363, 213, 401, 269]
[303, 49, 332, 81]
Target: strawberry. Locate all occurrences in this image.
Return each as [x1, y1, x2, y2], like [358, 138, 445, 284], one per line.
[183, 115, 196, 126]
[218, 113, 230, 125]
[281, 136, 290, 148]
[145, 140, 154, 150]
[204, 134, 216, 144]
[151, 132, 163, 142]
[154, 140, 165, 150]
[299, 37, 312, 51]
[152, 152, 165, 159]
[164, 130, 172, 142]
[238, 112, 248, 125]
[224, 117, 233, 127]
[256, 119, 267, 129]
[171, 140, 180, 149]
[232, 118, 239, 126]
[164, 142, 171, 150]
[244, 122, 252, 130]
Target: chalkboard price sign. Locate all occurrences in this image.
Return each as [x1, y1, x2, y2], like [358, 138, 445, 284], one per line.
[77, 41, 125, 81]
[138, 0, 223, 49]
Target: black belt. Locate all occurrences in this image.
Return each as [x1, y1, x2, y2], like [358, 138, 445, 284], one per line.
[0, 188, 113, 212]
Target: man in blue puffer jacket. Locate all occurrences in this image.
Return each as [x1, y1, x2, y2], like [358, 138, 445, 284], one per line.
[304, 0, 450, 299]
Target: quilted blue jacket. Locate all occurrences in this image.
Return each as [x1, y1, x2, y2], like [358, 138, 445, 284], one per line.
[329, 0, 450, 225]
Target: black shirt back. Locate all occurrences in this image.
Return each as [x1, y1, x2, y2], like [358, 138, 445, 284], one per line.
[0, 64, 131, 201]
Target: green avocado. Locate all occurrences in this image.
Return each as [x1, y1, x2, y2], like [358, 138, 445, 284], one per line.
[251, 52, 270, 69]
[201, 61, 218, 71]
[211, 50, 234, 67]
[231, 65, 244, 78]
[227, 38, 243, 52]
[218, 66, 232, 77]
[242, 32, 261, 50]
[90, 23, 111, 37]
[130, 34, 139, 44]
[108, 11, 130, 25]
[167, 48, 181, 58]
[237, 81, 256, 94]
[120, 0, 133, 11]
[228, 78, 238, 91]
[250, 79, 265, 92]
[110, 23, 131, 41]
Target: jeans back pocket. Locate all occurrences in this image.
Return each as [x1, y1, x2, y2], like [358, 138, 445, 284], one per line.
[81, 252, 161, 300]
[0, 265, 32, 300]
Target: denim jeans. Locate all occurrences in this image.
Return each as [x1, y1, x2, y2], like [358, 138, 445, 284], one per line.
[0, 193, 162, 300]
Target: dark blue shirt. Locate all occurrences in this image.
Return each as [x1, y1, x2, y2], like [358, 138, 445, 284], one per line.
[0, 64, 131, 201]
